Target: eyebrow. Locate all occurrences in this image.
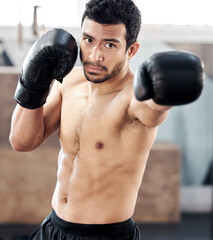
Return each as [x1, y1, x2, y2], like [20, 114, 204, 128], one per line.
[82, 32, 120, 43]
[83, 33, 94, 39]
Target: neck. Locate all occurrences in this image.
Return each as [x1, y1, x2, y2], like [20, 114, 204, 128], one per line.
[89, 66, 133, 96]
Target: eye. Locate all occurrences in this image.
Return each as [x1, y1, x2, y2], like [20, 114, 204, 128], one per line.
[105, 43, 115, 49]
[84, 38, 93, 44]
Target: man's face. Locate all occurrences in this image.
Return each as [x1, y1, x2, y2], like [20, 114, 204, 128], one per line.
[80, 18, 129, 84]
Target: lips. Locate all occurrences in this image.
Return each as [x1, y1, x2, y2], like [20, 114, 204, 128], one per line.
[86, 64, 104, 73]
[83, 61, 107, 74]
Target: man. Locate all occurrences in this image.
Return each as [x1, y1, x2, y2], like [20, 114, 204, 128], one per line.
[9, 0, 204, 239]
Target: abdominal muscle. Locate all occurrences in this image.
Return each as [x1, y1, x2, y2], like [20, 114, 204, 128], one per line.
[51, 145, 148, 224]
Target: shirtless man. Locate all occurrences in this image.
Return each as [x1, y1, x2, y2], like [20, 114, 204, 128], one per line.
[9, 0, 204, 239]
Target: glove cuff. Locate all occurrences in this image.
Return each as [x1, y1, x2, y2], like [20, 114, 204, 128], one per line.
[14, 77, 49, 109]
[134, 62, 154, 101]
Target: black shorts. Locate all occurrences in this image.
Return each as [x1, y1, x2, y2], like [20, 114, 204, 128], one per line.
[28, 209, 142, 240]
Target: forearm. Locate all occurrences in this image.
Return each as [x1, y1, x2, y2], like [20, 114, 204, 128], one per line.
[9, 105, 45, 151]
[9, 29, 76, 151]
[145, 99, 172, 112]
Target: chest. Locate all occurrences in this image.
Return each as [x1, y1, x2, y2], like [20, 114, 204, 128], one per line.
[59, 91, 129, 152]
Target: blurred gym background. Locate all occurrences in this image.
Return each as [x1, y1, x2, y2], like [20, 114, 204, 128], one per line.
[0, 0, 212, 239]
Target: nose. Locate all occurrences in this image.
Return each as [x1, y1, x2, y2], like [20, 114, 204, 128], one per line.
[89, 45, 104, 62]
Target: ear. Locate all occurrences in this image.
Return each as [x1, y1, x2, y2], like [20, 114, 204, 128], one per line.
[127, 42, 140, 59]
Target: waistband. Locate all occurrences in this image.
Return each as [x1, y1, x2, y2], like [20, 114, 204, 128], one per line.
[51, 209, 135, 237]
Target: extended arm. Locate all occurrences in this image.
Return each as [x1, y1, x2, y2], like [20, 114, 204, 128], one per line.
[130, 51, 205, 127]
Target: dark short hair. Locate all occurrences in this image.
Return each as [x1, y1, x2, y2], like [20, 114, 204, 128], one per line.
[82, 0, 141, 49]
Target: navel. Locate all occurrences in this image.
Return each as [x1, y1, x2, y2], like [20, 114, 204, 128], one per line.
[95, 141, 104, 150]
[63, 196, 68, 203]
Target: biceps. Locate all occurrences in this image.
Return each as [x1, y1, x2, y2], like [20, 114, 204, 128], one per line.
[43, 83, 62, 139]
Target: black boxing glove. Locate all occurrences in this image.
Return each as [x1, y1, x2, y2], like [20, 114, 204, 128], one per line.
[14, 28, 78, 109]
[133, 51, 204, 105]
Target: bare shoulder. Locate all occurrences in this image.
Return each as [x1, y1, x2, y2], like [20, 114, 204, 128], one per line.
[124, 76, 170, 128]
[63, 67, 85, 85]
[117, 81, 134, 105]
[60, 67, 88, 94]
[129, 94, 170, 128]
[69, 67, 85, 79]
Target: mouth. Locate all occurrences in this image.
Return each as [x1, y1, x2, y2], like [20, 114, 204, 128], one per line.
[84, 62, 107, 74]
[87, 65, 103, 74]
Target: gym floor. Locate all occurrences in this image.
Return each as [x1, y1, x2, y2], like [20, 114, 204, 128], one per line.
[0, 213, 211, 240]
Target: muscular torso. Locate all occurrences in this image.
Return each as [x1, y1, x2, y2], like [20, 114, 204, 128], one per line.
[51, 68, 158, 224]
